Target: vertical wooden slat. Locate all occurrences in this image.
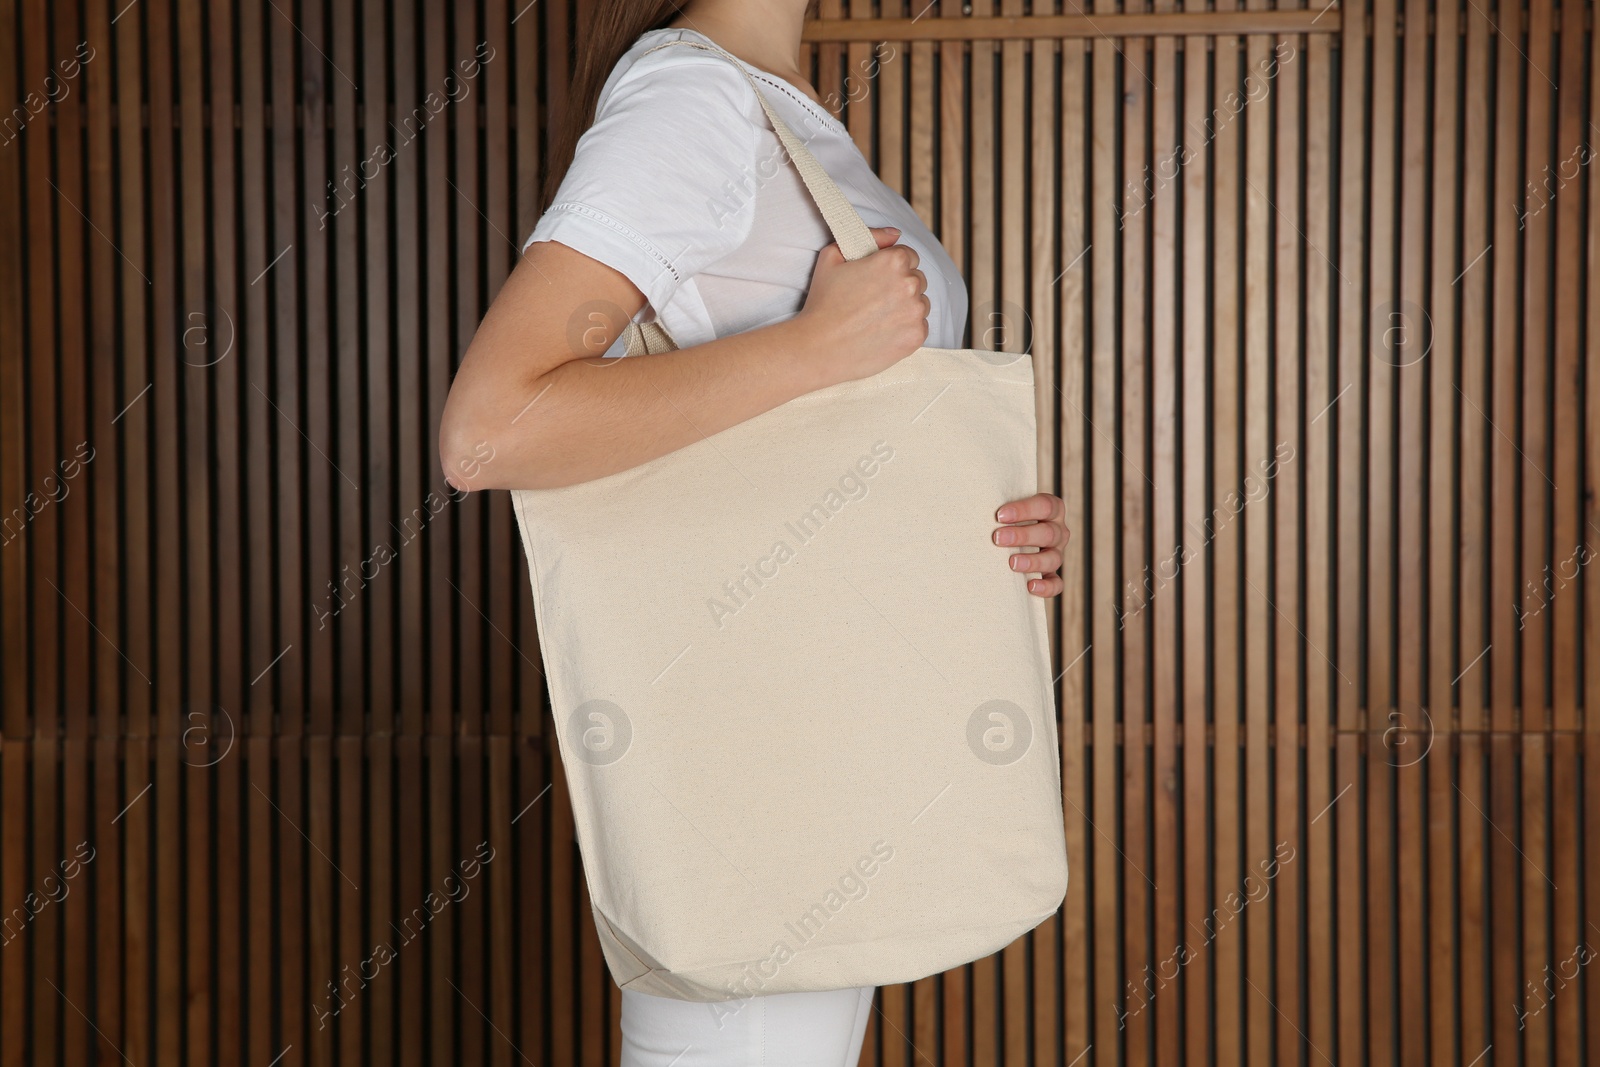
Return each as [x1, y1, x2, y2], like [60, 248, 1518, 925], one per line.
[427, 735, 455, 1064]
[1056, 23, 1091, 1067]
[906, 9, 934, 237]
[0, 0, 26, 755]
[1518, 0, 1556, 1061]
[362, 0, 394, 1056]
[51, 25, 94, 1067]
[1121, 16, 1152, 1067]
[396, 736, 424, 1067]
[85, 0, 120, 793]
[368, 735, 394, 1067]
[577, 820, 606, 1067]
[267, 0, 304, 744]
[106, 0, 146, 766]
[1302, 17, 1336, 1065]
[304, 0, 340, 1009]
[1547, 0, 1586, 770]
[938, 0, 965, 295]
[53, 0, 90, 768]
[846, 0, 875, 157]
[1424, 0, 1462, 1060]
[337, 737, 363, 1067]
[276, 734, 306, 1061]
[487, 738, 514, 1067]
[876, 2, 906, 200]
[20, 0, 55, 779]
[36, 1, 77, 1064]
[206, 0, 243, 1054]
[1366, 0, 1399, 1057]
[32, 738, 60, 1066]
[124, 738, 152, 1065]
[247, 737, 273, 1067]
[147, 8, 183, 1059]
[82, 21, 125, 1053]
[1394, 0, 1428, 1057]
[1456, 0, 1493, 1058]
[1240, 12, 1272, 1062]
[1271, 20, 1304, 1067]
[1087, 0, 1122, 1054]
[1147, 4, 1181, 1064]
[519, 740, 550, 1066]
[62, 736, 88, 1067]
[331, 0, 362, 752]
[1487, 0, 1525, 1055]
[1212, 2, 1246, 1058]
[300, 742, 332, 1067]
[459, 736, 487, 1067]
[238, 0, 275, 1060]
[877, 984, 908, 1067]
[818, 0, 845, 144]
[1586, 9, 1600, 1052]
[16, 0, 62, 1046]
[1545, 1, 1587, 1062]
[175, 0, 213, 1059]
[1335, 0, 1370, 1056]
[299, 0, 333, 747]
[0, 745, 27, 1067]
[1178, 10, 1212, 1064]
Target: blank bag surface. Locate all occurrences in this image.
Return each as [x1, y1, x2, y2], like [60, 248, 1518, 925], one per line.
[509, 37, 1067, 1002]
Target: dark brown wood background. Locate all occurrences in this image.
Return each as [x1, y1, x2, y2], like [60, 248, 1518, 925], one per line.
[1, 0, 1596, 1064]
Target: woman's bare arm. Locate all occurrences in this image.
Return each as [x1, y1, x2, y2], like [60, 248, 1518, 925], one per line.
[438, 228, 927, 492]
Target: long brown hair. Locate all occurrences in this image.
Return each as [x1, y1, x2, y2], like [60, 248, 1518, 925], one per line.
[539, 0, 820, 215]
[539, 2, 682, 215]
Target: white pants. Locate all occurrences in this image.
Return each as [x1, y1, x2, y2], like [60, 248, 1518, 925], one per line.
[619, 985, 876, 1067]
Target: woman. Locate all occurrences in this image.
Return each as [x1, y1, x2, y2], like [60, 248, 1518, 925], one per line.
[439, 1, 1069, 1062]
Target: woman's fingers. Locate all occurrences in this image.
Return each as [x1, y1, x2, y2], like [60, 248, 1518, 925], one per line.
[993, 520, 1066, 548]
[994, 493, 1068, 598]
[1009, 548, 1062, 575]
[995, 492, 1063, 524]
[1025, 574, 1064, 598]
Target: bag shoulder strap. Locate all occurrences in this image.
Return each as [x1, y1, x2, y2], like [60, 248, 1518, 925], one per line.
[641, 37, 879, 262]
[623, 34, 878, 357]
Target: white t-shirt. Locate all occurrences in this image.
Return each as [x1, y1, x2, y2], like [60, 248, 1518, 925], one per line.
[523, 27, 968, 360]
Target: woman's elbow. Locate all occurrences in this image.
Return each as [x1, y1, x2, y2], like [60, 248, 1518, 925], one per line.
[437, 398, 502, 491]
[440, 392, 574, 491]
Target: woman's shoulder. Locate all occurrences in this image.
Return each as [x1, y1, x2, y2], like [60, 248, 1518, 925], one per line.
[597, 28, 759, 118]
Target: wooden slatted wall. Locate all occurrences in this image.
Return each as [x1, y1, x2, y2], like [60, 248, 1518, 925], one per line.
[1, 0, 1596, 1064]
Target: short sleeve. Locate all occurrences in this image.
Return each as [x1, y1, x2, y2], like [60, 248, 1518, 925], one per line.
[524, 49, 761, 319]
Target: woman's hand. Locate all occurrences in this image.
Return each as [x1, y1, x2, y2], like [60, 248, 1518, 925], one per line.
[792, 226, 930, 389]
[994, 493, 1069, 597]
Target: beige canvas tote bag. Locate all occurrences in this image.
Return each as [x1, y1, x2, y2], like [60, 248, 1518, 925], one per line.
[509, 37, 1068, 1002]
